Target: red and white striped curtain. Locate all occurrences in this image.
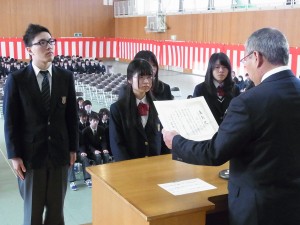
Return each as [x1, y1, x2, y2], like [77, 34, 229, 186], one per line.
[1, 37, 300, 76]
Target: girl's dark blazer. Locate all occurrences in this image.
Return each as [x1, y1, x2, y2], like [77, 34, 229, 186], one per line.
[109, 99, 163, 161]
[193, 82, 240, 125]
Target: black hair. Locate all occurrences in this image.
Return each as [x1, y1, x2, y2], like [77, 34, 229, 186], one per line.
[127, 58, 153, 83]
[134, 50, 164, 98]
[78, 109, 87, 117]
[122, 59, 157, 129]
[89, 113, 99, 121]
[98, 108, 110, 120]
[23, 24, 51, 47]
[83, 100, 92, 106]
[204, 52, 235, 96]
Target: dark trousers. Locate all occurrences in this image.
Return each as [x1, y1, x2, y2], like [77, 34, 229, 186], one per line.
[68, 154, 92, 182]
[89, 152, 110, 165]
[18, 164, 68, 225]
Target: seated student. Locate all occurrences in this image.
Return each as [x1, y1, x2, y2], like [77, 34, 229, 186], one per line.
[85, 60, 91, 73]
[4, 62, 13, 76]
[118, 50, 174, 101]
[77, 97, 85, 110]
[99, 60, 106, 75]
[98, 108, 110, 129]
[82, 113, 110, 164]
[236, 75, 246, 91]
[76, 60, 84, 74]
[98, 108, 112, 160]
[243, 73, 255, 91]
[83, 99, 97, 120]
[81, 63, 88, 74]
[70, 61, 78, 73]
[193, 52, 240, 125]
[89, 60, 97, 74]
[109, 58, 168, 161]
[68, 110, 93, 190]
[63, 60, 71, 71]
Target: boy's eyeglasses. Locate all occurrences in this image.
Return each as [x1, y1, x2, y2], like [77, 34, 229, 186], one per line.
[32, 39, 56, 48]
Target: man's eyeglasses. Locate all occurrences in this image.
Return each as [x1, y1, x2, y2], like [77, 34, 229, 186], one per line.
[240, 51, 254, 63]
[32, 39, 56, 47]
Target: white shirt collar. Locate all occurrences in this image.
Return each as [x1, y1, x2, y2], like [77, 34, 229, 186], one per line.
[261, 66, 289, 82]
[213, 80, 224, 88]
[32, 63, 53, 77]
[136, 96, 148, 106]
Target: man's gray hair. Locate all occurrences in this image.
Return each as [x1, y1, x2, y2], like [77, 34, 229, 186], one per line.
[245, 28, 289, 66]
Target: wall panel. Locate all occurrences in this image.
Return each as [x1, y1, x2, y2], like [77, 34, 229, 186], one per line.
[1, 2, 300, 47]
[115, 8, 300, 47]
[0, 0, 114, 38]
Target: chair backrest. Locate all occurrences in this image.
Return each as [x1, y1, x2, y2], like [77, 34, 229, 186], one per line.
[171, 87, 180, 91]
[96, 84, 104, 89]
[104, 87, 112, 92]
[76, 92, 84, 97]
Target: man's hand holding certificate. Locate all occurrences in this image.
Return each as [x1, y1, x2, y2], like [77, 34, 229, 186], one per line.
[154, 97, 219, 143]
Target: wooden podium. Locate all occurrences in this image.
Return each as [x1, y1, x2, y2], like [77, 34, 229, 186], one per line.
[87, 154, 229, 225]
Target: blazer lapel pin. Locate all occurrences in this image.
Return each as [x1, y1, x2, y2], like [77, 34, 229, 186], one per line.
[62, 96, 67, 104]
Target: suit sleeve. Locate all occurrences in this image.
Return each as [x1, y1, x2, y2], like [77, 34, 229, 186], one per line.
[109, 103, 131, 161]
[193, 84, 203, 97]
[65, 72, 79, 152]
[81, 128, 89, 153]
[3, 74, 22, 158]
[99, 126, 108, 151]
[172, 97, 253, 166]
[164, 83, 174, 100]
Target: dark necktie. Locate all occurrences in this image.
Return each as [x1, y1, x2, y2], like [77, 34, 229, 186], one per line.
[138, 102, 149, 116]
[40, 71, 50, 112]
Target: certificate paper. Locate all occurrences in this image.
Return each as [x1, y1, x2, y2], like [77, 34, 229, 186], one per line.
[158, 178, 216, 196]
[154, 97, 219, 141]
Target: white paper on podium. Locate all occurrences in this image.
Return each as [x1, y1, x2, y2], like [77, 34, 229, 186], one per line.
[154, 97, 219, 141]
[158, 178, 216, 196]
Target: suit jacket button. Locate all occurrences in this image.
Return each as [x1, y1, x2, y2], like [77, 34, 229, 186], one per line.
[48, 136, 51, 140]
[48, 121, 50, 125]
[145, 142, 148, 146]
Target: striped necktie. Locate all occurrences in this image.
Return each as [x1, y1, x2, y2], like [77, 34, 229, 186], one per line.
[40, 71, 50, 113]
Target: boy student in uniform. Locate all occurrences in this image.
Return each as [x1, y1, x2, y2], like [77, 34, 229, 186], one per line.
[68, 109, 93, 190]
[82, 113, 110, 165]
[109, 59, 167, 161]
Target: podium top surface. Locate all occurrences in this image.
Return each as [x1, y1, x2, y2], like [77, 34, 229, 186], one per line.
[87, 154, 228, 221]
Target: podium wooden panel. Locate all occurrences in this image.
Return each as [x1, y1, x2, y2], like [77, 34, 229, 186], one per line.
[87, 154, 228, 225]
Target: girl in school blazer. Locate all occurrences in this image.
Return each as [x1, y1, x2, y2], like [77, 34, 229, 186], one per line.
[109, 59, 165, 161]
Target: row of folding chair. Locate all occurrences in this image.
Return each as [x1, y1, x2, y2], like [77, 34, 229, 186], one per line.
[74, 73, 127, 107]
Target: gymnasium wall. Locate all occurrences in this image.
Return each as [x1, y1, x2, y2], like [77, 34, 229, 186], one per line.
[0, 0, 114, 38]
[1, 2, 300, 75]
[115, 8, 300, 47]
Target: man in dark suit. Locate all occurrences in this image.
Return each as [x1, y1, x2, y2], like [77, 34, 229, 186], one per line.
[3, 24, 78, 225]
[162, 28, 300, 225]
